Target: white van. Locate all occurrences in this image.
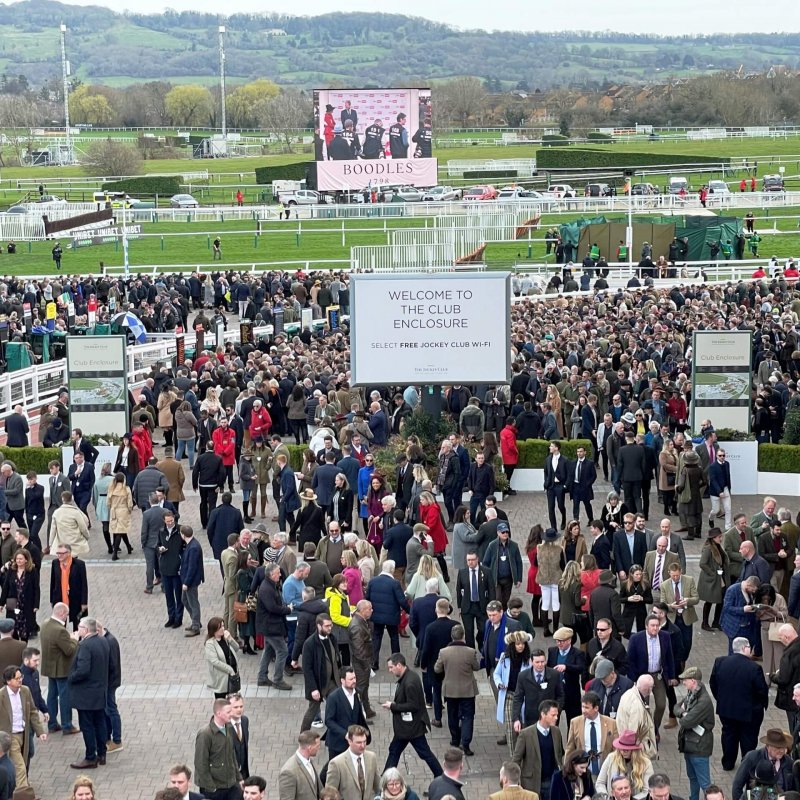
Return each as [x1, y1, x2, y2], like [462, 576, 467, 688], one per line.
[668, 176, 689, 195]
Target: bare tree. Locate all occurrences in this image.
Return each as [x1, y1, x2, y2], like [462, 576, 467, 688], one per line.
[82, 139, 143, 178]
[0, 93, 46, 166]
[437, 78, 487, 127]
[262, 89, 309, 152]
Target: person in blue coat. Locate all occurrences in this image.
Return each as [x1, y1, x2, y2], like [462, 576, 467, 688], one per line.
[365, 562, 410, 671]
[67, 455, 95, 518]
[276, 454, 300, 533]
[206, 493, 244, 561]
[357, 461, 375, 528]
[720, 576, 761, 653]
[180, 526, 205, 637]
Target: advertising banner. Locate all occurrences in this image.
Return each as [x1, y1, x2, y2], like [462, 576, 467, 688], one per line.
[66, 335, 128, 437]
[313, 87, 435, 191]
[691, 330, 752, 434]
[350, 272, 510, 386]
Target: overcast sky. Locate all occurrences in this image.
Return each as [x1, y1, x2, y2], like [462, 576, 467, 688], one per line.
[25, 0, 799, 33]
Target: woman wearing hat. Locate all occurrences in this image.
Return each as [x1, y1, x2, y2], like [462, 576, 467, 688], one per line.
[698, 527, 730, 632]
[595, 730, 654, 797]
[537, 527, 566, 638]
[676, 450, 706, 540]
[289, 489, 326, 551]
[493, 630, 532, 755]
[550, 750, 595, 800]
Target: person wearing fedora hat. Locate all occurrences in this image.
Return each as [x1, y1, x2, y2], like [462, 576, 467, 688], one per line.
[675, 667, 714, 800]
[290, 490, 326, 552]
[676, 450, 706, 541]
[732, 728, 794, 800]
[595, 729, 653, 797]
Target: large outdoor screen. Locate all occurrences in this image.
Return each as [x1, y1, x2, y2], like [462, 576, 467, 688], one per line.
[313, 87, 437, 192]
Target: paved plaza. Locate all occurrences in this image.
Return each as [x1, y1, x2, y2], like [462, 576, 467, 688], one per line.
[25, 465, 799, 800]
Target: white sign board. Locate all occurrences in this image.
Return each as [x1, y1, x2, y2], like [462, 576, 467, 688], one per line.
[350, 272, 510, 385]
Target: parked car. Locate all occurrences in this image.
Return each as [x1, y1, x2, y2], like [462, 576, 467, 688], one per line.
[169, 193, 200, 208]
[706, 180, 731, 196]
[391, 185, 424, 202]
[546, 184, 575, 198]
[584, 183, 614, 197]
[497, 186, 531, 200]
[667, 176, 689, 195]
[422, 185, 462, 201]
[4, 206, 27, 214]
[763, 174, 785, 192]
[630, 182, 659, 195]
[463, 185, 498, 201]
[278, 189, 321, 206]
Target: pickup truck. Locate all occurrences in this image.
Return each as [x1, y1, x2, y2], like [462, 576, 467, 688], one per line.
[278, 189, 326, 206]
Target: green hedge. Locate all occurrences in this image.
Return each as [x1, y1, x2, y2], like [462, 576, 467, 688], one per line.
[759, 444, 800, 474]
[536, 148, 731, 170]
[102, 176, 181, 195]
[463, 169, 518, 179]
[587, 132, 612, 141]
[0, 447, 62, 474]
[517, 438, 593, 468]
[540, 134, 570, 147]
[255, 162, 312, 185]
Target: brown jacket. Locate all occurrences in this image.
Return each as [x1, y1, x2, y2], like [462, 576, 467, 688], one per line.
[489, 788, 540, 800]
[434, 640, 481, 698]
[40, 616, 79, 678]
[563, 712, 617, 763]
[512, 723, 563, 793]
[536, 543, 565, 586]
[157, 457, 186, 503]
[349, 612, 374, 664]
[0, 684, 45, 763]
[0, 637, 26, 675]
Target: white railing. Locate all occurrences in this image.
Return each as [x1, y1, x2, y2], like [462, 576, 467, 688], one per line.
[351, 242, 458, 272]
[446, 158, 538, 177]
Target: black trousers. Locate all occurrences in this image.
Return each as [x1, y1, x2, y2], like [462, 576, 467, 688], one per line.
[461, 602, 487, 650]
[384, 735, 443, 778]
[720, 714, 762, 770]
[199, 486, 217, 527]
[622, 480, 643, 514]
[546, 486, 566, 529]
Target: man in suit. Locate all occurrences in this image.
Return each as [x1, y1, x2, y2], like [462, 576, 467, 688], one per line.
[427, 747, 466, 800]
[157, 447, 186, 516]
[220, 533, 240, 639]
[0, 617, 25, 676]
[71, 428, 99, 464]
[68, 616, 110, 769]
[382, 653, 442, 778]
[647, 518, 687, 571]
[547, 627, 587, 724]
[323, 669, 370, 766]
[563, 690, 618, 776]
[544, 441, 569, 530]
[67, 453, 95, 518]
[180, 525, 205, 638]
[612, 514, 648, 581]
[419, 598, 457, 730]
[45, 460, 71, 553]
[626, 614, 676, 732]
[709, 636, 769, 771]
[658, 562, 699, 664]
[41, 602, 79, 734]
[0, 663, 47, 790]
[643, 537, 678, 593]
[278, 730, 323, 800]
[0, 462, 25, 530]
[312, 452, 339, 509]
[349, 601, 375, 719]
[228, 692, 250, 780]
[739, 540, 771, 585]
[340, 100, 358, 128]
[434, 624, 481, 755]
[325, 724, 379, 800]
[512, 649, 565, 731]
[585, 619, 628, 679]
[301, 614, 341, 732]
[723, 514, 756, 581]
[589, 521, 612, 570]
[708, 448, 732, 529]
[455, 551, 495, 650]
[512, 699, 563, 798]
[616, 431, 647, 514]
[569, 445, 597, 524]
[49, 543, 89, 631]
[489, 761, 539, 800]
[168, 763, 205, 800]
[694, 429, 719, 491]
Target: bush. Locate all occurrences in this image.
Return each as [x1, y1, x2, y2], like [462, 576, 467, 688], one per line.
[536, 148, 730, 170]
[781, 408, 800, 445]
[715, 428, 756, 442]
[83, 139, 143, 177]
[255, 162, 312, 185]
[102, 176, 181, 196]
[759, 444, 800, 474]
[587, 132, 612, 141]
[0, 447, 62, 474]
[517, 438, 593, 468]
[540, 134, 570, 147]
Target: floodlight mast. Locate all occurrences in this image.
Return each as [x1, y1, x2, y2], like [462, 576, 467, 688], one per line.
[60, 23, 71, 163]
[219, 25, 227, 141]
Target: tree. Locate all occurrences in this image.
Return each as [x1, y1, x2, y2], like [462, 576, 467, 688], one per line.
[0, 93, 45, 165]
[559, 111, 572, 137]
[438, 77, 487, 128]
[227, 79, 280, 128]
[164, 84, 213, 126]
[82, 138, 143, 177]
[69, 85, 115, 126]
[263, 89, 308, 151]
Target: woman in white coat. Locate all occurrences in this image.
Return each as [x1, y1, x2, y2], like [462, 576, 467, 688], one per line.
[493, 630, 533, 756]
[204, 616, 241, 698]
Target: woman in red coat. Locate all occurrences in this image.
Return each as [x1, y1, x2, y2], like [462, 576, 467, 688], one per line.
[248, 399, 272, 442]
[419, 490, 450, 582]
[499, 416, 519, 495]
[525, 524, 543, 628]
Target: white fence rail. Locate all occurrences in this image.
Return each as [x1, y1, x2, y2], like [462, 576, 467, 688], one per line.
[351, 242, 459, 272]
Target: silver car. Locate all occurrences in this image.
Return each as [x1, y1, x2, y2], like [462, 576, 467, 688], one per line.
[170, 194, 200, 208]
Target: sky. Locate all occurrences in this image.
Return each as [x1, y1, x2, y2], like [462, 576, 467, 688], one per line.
[13, 0, 800, 33]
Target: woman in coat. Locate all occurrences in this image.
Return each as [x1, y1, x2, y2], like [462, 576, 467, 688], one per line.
[405, 554, 451, 603]
[418, 491, 449, 582]
[619, 564, 652, 637]
[0, 549, 39, 641]
[557, 561, 586, 642]
[698, 527, 730, 631]
[499, 417, 519, 491]
[562, 520, 587, 564]
[600, 491, 628, 538]
[325, 574, 352, 666]
[658, 437, 679, 517]
[525, 524, 544, 627]
[92, 462, 114, 555]
[204, 616, 240, 698]
[755, 582, 788, 678]
[157, 386, 178, 447]
[113, 432, 141, 489]
[365, 473, 390, 549]
[287, 385, 308, 445]
[493, 630, 532, 757]
[328, 473, 354, 533]
[340, 550, 365, 606]
[238, 449, 256, 525]
[174, 401, 198, 468]
[235, 551, 256, 655]
[550, 751, 594, 800]
[452, 505, 478, 572]
[298, 449, 317, 495]
[107, 472, 134, 559]
[405, 464, 428, 524]
[676, 450, 707, 540]
[536, 527, 566, 637]
[290, 489, 326, 551]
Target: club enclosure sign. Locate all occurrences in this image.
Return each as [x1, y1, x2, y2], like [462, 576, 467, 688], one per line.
[350, 272, 510, 385]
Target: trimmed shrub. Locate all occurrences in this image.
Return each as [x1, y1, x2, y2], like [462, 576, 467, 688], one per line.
[0, 447, 62, 474]
[587, 132, 612, 141]
[517, 438, 593, 468]
[536, 148, 730, 170]
[781, 408, 800, 445]
[255, 163, 312, 185]
[758, 444, 800, 474]
[540, 134, 571, 147]
[102, 176, 181, 195]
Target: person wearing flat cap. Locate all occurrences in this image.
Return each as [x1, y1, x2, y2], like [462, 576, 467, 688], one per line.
[732, 728, 795, 800]
[674, 667, 715, 800]
[547, 628, 586, 724]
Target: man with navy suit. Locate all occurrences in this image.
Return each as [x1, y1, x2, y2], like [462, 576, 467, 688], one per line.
[569, 446, 597, 524]
[709, 636, 769, 770]
[67, 453, 95, 518]
[323, 668, 370, 765]
[589, 522, 612, 570]
[455, 552, 494, 650]
[626, 614, 675, 731]
[340, 101, 358, 128]
[612, 514, 648, 580]
[228, 693, 250, 779]
[544, 441, 570, 530]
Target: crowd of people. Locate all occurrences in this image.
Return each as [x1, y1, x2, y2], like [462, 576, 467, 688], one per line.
[2, 264, 800, 799]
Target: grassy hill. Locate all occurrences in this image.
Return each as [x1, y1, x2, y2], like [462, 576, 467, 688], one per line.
[2, 2, 800, 89]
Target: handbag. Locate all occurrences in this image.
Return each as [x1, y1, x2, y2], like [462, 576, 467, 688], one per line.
[245, 593, 257, 612]
[227, 672, 241, 694]
[666, 472, 676, 487]
[768, 613, 786, 642]
[233, 600, 249, 624]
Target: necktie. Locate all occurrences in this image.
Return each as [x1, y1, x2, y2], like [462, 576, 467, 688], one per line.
[773, 758, 780, 773]
[709, 443, 714, 462]
[357, 756, 365, 796]
[471, 569, 478, 602]
[576, 460, 581, 482]
[536, 672, 543, 684]
[674, 581, 681, 603]
[234, 720, 241, 740]
[590, 720, 599, 774]
[653, 555, 662, 591]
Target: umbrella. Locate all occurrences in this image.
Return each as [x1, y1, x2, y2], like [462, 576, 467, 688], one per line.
[110, 311, 147, 343]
